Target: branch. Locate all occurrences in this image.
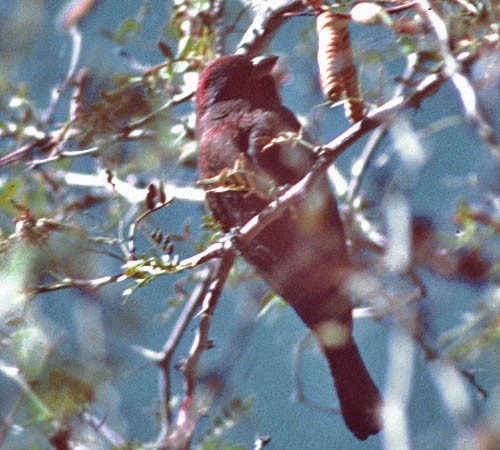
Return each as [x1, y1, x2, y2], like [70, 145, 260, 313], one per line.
[153, 266, 214, 445]
[237, 0, 306, 57]
[42, 26, 82, 125]
[156, 254, 236, 450]
[346, 53, 420, 204]
[235, 66, 447, 249]
[62, 170, 205, 204]
[417, 0, 497, 148]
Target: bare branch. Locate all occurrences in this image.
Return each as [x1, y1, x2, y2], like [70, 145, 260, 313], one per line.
[157, 255, 236, 450]
[237, 0, 306, 57]
[417, 0, 497, 147]
[155, 267, 214, 445]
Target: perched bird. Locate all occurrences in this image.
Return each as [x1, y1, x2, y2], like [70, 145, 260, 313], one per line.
[196, 54, 382, 440]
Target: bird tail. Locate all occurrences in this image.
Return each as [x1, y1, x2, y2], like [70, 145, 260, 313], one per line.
[324, 338, 383, 440]
[295, 309, 383, 441]
[278, 278, 383, 440]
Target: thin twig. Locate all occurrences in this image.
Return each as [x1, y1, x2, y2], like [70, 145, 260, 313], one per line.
[346, 53, 420, 204]
[155, 267, 213, 444]
[292, 332, 340, 414]
[235, 67, 447, 249]
[417, 0, 496, 146]
[42, 26, 82, 125]
[157, 254, 236, 450]
[28, 273, 127, 295]
[0, 394, 24, 446]
[82, 412, 127, 448]
[126, 90, 194, 131]
[127, 198, 174, 259]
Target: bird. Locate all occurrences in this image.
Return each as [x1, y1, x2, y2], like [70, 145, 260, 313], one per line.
[196, 54, 382, 440]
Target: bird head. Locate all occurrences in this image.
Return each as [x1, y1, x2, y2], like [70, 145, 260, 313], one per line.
[195, 55, 280, 120]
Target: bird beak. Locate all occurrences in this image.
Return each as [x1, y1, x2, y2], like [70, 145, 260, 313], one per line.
[252, 55, 279, 78]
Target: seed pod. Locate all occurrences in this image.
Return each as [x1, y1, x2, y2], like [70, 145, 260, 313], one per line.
[316, 10, 365, 122]
[317, 11, 348, 103]
[342, 52, 364, 123]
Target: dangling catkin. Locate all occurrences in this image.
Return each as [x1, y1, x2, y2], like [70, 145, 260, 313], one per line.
[316, 9, 365, 122]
